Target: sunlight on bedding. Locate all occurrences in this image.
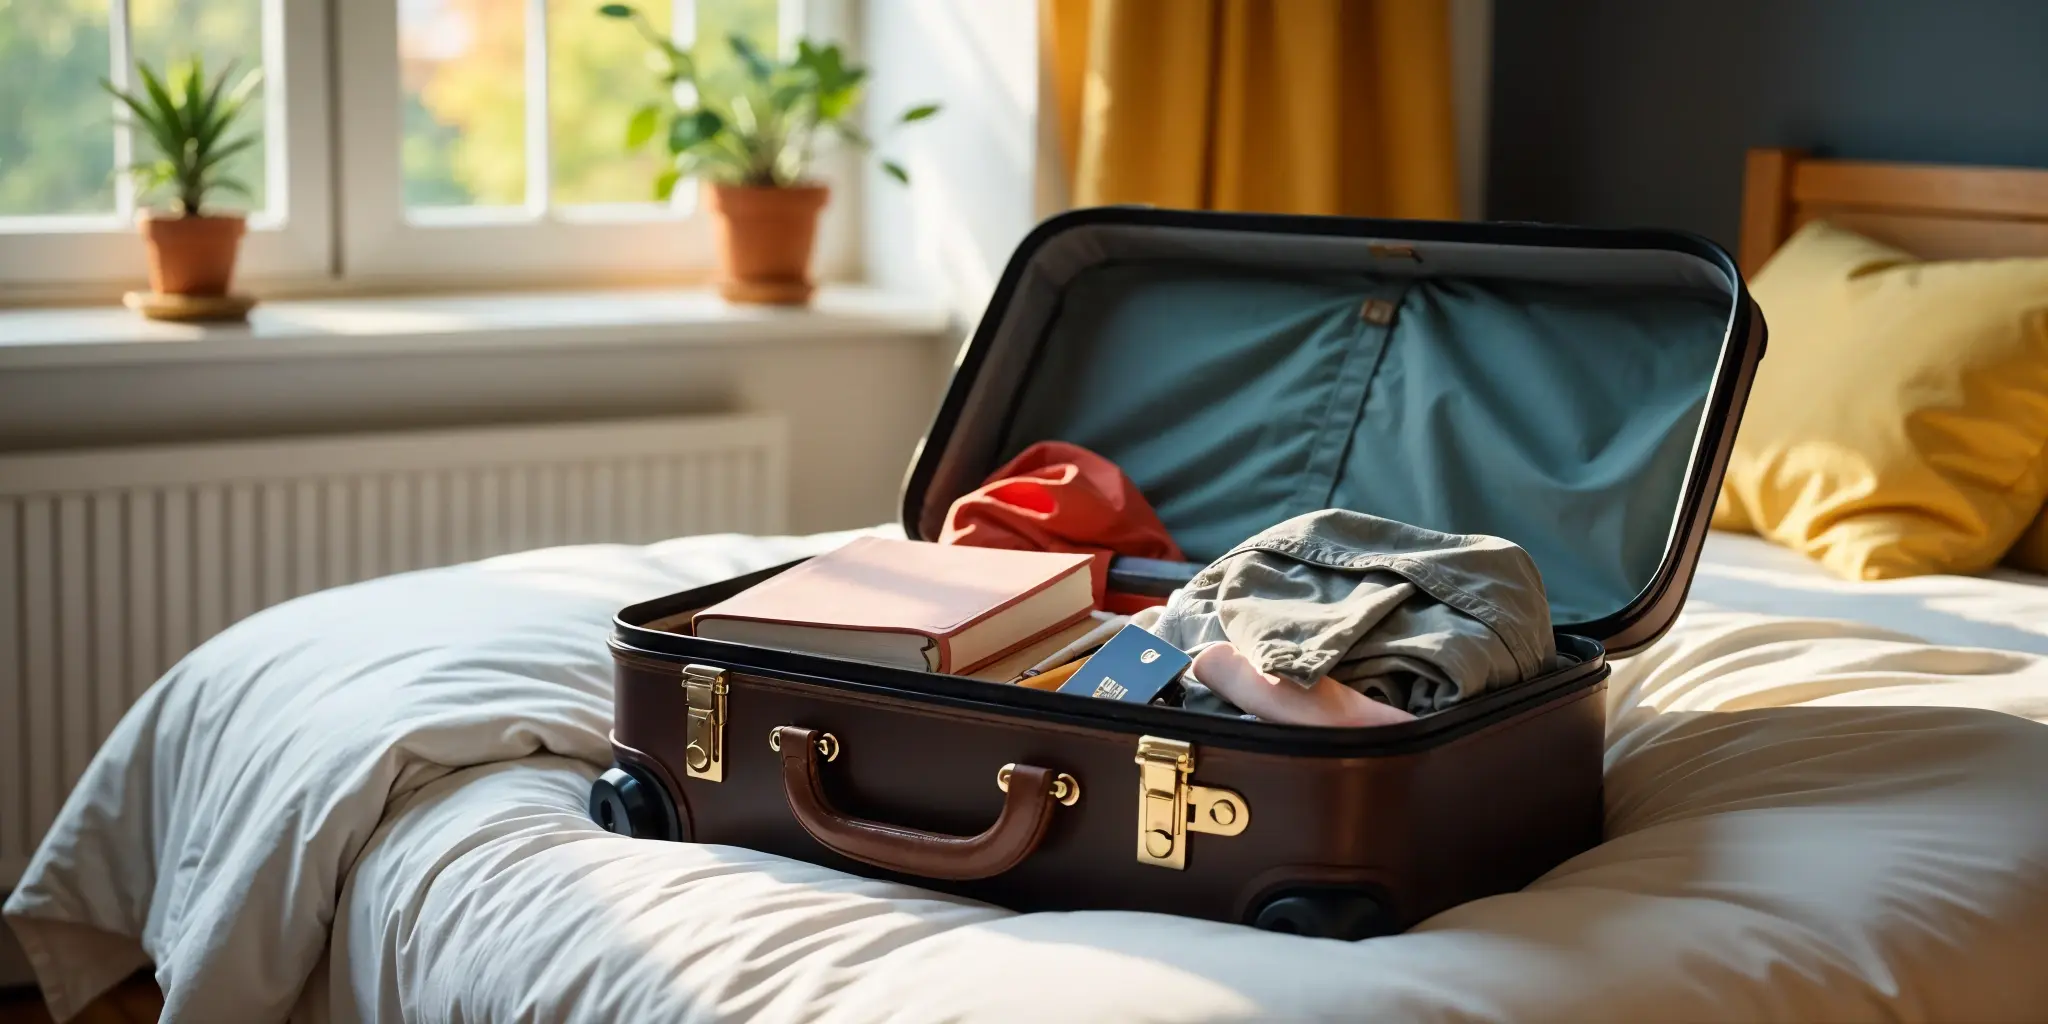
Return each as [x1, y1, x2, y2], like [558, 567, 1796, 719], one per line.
[6, 527, 2047, 1022]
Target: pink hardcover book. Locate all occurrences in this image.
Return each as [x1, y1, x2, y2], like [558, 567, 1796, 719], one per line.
[691, 536, 1096, 674]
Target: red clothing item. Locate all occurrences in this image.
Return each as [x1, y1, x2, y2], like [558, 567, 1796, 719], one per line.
[940, 441, 1185, 609]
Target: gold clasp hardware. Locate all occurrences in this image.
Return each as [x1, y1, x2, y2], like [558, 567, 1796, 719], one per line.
[1134, 736, 1249, 870]
[682, 664, 728, 782]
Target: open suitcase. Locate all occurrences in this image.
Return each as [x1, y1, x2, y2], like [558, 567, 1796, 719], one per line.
[595, 207, 1766, 940]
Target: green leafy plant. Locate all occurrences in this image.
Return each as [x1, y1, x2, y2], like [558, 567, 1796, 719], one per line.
[101, 56, 262, 216]
[598, 3, 939, 198]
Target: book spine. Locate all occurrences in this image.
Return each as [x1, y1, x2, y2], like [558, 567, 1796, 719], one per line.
[952, 607, 1095, 676]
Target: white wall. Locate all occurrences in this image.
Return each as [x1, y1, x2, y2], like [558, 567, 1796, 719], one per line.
[1451, 0, 1494, 221]
[0, 332, 949, 535]
[860, 0, 1042, 343]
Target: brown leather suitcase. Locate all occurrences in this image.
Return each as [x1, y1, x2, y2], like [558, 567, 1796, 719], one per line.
[595, 208, 1766, 939]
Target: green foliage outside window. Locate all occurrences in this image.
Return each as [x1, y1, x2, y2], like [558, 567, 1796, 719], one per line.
[0, 0, 798, 219]
[599, 1, 939, 196]
[1, 0, 266, 217]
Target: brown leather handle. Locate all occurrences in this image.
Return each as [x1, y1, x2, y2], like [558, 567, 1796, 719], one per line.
[776, 726, 1062, 881]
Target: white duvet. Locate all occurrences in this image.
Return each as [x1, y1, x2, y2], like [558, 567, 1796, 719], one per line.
[8, 529, 2048, 1022]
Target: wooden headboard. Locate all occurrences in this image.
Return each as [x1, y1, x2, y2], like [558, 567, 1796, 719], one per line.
[1738, 147, 2048, 277]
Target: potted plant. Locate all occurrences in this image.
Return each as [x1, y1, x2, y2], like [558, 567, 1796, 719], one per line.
[103, 56, 262, 303]
[600, 4, 939, 304]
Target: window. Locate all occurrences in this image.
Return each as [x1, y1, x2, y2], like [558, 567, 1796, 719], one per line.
[0, 0, 835, 298]
[0, 0, 331, 293]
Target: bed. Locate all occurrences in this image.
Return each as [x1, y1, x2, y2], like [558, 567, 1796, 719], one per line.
[9, 151, 2048, 1022]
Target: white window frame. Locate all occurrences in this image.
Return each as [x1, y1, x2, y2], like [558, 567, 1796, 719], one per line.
[333, 0, 857, 289]
[1, 0, 862, 298]
[0, 0, 334, 297]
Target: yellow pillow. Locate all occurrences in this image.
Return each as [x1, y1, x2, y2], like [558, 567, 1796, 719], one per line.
[1712, 219, 2048, 579]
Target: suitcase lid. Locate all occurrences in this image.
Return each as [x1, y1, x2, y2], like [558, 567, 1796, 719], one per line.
[901, 208, 1765, 658]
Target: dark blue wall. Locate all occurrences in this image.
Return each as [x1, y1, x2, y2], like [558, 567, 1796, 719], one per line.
[1485, 0, 2048, 249]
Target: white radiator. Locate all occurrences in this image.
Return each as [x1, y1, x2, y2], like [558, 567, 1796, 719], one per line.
[0, 413, 788, 886]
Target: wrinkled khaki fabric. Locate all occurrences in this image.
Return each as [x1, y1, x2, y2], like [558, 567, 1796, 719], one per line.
[1155, 509, 1555, 715]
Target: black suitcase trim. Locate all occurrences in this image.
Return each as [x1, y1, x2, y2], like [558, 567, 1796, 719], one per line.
[899, 206, 1765, 660]
[613, 586, 1608, 759]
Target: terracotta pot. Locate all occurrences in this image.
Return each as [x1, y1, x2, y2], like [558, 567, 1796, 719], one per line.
[140, 211, 247, 296]
[705, 183, 829, 305]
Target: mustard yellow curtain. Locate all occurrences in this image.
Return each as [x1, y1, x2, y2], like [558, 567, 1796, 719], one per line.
[1043, 0, 1462, 218]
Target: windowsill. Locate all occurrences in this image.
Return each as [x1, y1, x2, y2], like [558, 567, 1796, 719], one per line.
[0, 285, 955, 370]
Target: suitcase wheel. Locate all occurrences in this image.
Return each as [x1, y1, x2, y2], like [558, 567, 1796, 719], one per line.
[1250, 889, 1395, 941]
[589, 762, 679, 841]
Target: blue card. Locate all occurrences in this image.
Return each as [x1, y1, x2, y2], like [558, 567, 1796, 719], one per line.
[1057, 623, 1191, 705]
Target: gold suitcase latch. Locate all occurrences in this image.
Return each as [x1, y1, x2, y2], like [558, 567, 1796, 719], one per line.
[1134, 735, 1249, 869]
[683, 664, 729, 782]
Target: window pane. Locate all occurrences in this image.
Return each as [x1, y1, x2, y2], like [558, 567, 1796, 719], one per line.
[548, 0, 779, 207]
[0, 0, 116, 217]
[692, 0, 779, 101]
[548, 0, 674, 206]
[401, 0, 527, 210]
[129, 0, 268, 216]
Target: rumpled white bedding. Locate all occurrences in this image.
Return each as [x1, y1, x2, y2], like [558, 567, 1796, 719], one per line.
[8, 528, 2048, 1022]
